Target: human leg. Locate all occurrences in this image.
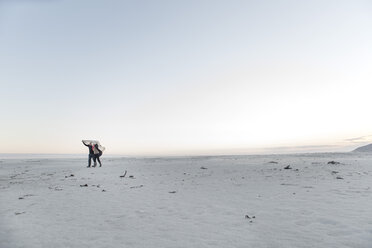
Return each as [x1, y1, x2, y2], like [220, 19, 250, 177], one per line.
[96, 156, 102, 167]
[92, 155, 97, 167]
[88, 154, 93, 167]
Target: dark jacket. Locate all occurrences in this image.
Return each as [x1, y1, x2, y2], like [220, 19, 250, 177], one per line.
[83, 142, 94, 155]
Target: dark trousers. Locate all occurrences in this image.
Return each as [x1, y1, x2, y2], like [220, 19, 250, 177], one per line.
[95, 155, 101, 166]
[88, 154, 95, 167]
[94, 151, 102, 166]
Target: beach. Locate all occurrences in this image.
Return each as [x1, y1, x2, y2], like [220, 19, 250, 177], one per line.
[1, 153, 371, 248]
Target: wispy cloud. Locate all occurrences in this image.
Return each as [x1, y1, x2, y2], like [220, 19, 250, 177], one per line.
[344, 135, 372, 143]
[0, 0, 58, 4]
[261, 144, 344, 154]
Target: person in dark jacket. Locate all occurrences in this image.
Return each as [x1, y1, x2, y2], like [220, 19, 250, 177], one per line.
[92, 144, 102, 167]
[82, 141, 96, 168]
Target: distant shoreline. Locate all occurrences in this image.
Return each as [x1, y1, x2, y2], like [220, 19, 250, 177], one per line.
[0, 151, 366, 160]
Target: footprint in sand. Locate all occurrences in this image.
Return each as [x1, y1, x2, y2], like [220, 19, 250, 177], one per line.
[316, 217, 340, 226]
[18, 194, 35, 200]
[327, 229, 354, 237]
[295, 219, 312, 226]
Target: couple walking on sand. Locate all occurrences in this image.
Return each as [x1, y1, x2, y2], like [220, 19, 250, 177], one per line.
[82, 140, 105, 168]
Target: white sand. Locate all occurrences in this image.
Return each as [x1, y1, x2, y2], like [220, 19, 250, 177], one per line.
[1, 153, 371, 248]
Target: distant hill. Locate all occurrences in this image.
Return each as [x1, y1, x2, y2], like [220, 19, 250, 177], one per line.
[352, 144, 372, 152]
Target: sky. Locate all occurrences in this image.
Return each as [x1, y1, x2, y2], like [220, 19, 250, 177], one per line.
[1, 0, 372, 155]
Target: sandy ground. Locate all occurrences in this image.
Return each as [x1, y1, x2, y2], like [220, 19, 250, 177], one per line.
[1, 153, 372, 248]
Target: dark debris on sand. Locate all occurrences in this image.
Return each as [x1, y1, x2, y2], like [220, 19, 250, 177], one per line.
[328, 161, 341, 165]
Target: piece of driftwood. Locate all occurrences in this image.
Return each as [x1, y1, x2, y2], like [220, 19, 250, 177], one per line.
[120, 170, 128, 178]
[245, 215, 256, 219]
[130, 185, 144, 189]
[328, 161, 340, 165]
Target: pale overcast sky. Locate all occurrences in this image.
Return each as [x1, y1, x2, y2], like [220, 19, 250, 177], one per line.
[1, 0, 371, 155]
